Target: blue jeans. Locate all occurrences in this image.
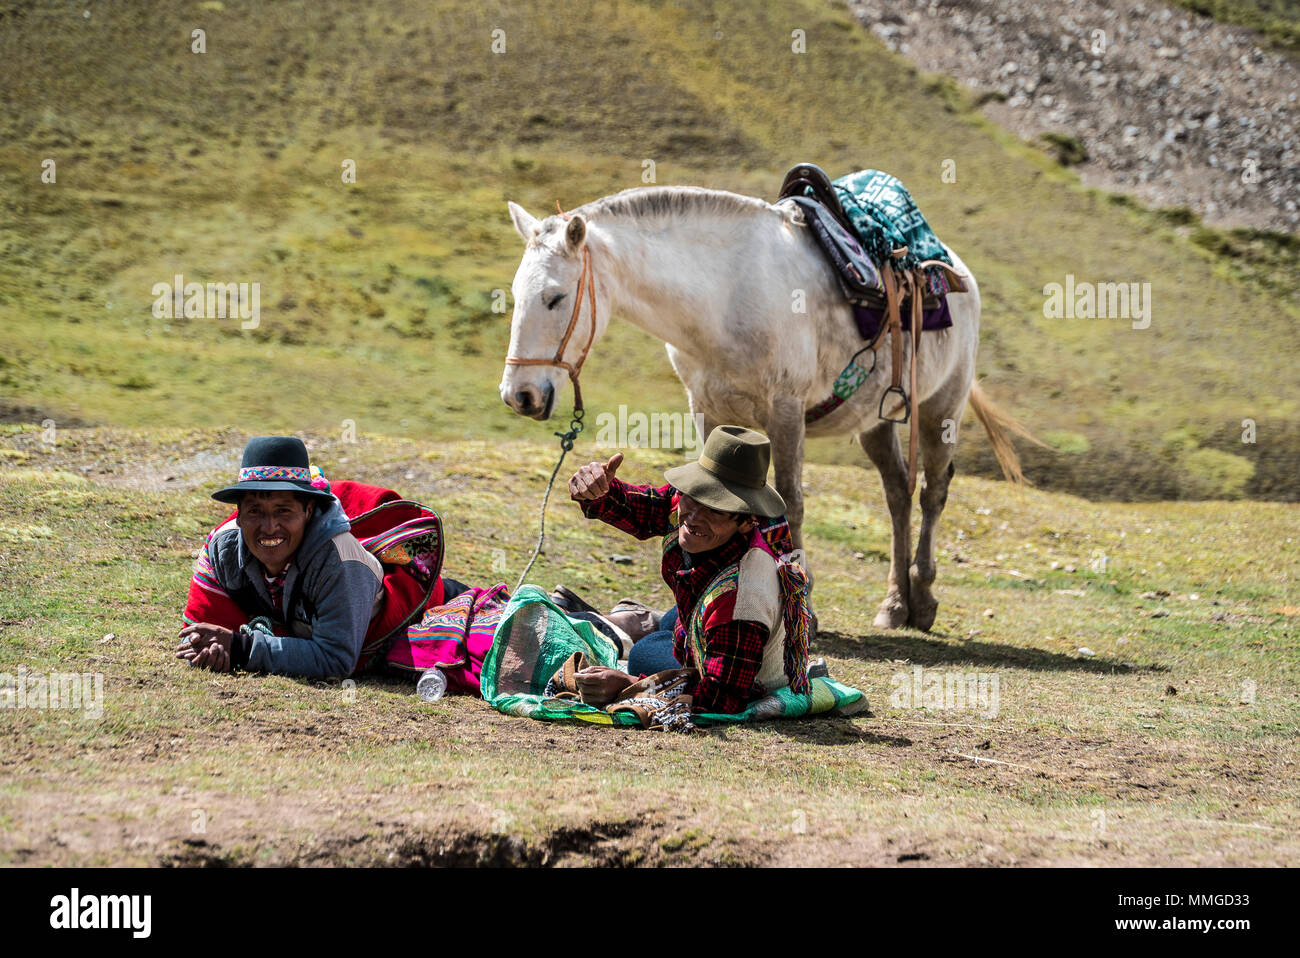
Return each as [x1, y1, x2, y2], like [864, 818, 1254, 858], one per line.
[626, 607, 681, 676]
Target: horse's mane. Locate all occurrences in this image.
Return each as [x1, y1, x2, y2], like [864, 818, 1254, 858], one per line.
[581, 185, 775, 220]
[531, 187, 783, 240]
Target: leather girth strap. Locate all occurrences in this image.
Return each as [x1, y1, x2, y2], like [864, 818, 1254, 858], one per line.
[879, 253, 920, 498]
[878, 254, 966, 498]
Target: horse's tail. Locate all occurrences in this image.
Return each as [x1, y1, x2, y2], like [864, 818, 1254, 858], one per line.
[967, 381, 1043, 485]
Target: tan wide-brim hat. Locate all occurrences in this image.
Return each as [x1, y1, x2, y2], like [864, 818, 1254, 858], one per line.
[664, 425, 787, 518]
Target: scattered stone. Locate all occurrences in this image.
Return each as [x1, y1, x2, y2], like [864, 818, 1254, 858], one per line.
[1077, 647, 1096, 656]
[983, 608, 995, 618]
[609, 554, 633, 565]
[846, 0, 1300, 231]
[99, 633, 115, 644]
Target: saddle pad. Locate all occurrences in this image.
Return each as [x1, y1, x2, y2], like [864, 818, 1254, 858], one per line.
[852, 296, 953, 343]
[831, 169, 958, 299]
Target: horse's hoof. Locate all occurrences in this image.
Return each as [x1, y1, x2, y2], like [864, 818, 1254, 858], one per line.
[873, 599, 908, 630]
[907, 567, 937, 631]
[907, 599, 938, 632]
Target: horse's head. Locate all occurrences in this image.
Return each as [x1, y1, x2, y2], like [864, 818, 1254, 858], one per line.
[499, 201, 609, 421]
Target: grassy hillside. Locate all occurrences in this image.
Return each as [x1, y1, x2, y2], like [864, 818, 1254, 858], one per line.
[1, 427, 1297, 865]
[1168, 0, 1300, 51]
[0, 0, 1297, 500]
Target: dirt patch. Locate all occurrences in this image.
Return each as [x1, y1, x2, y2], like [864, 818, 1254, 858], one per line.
[159, 814, 766, 868]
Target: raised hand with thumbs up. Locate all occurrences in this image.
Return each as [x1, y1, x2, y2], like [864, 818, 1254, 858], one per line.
[568, 452, 623, 501]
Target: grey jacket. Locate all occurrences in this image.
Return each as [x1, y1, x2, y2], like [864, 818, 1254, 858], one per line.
[206, 495, 383, 678]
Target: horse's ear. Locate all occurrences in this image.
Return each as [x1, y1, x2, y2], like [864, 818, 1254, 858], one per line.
[508, 201, 539, 242]
[565, 214, 586, 250]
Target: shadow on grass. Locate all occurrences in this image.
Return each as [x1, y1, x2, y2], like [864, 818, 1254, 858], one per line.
[815, 630, 1168, 674]
[761, 718, 912, 748]
[705, 716, 909, 746]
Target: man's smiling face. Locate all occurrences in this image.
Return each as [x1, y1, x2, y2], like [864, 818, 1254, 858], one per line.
[237, 490, 314, 575]
[676, 493, 754, 554]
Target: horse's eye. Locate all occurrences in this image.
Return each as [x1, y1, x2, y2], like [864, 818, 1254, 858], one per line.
[544, 292, 566, 310]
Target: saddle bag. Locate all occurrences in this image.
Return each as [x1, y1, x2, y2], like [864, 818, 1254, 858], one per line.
[782, 195, 886, 305]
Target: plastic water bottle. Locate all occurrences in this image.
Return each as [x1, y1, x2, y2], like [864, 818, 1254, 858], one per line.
[416, 667, 448, 702]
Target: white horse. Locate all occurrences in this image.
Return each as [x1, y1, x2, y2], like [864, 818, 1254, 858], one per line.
[499, 186, 1026, 631]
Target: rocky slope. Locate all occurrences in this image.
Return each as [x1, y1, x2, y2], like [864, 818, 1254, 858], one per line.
[850, 0, 1299, 233]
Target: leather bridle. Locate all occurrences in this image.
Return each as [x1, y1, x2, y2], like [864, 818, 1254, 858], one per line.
[504, 243, 598, 414]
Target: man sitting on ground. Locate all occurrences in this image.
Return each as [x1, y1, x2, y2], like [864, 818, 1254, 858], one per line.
[567, 425, 812, 713]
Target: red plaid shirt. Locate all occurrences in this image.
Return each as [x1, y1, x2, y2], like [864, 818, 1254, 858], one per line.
[577, 478, 769, 714]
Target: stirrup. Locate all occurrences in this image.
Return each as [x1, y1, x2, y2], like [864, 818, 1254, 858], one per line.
[879, 385, 909, 423]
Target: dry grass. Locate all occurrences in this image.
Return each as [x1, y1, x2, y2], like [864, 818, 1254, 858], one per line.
[1, 426, 1296, 865]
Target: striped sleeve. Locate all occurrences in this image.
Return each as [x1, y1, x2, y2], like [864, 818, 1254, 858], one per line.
[181, 536, 248, 632]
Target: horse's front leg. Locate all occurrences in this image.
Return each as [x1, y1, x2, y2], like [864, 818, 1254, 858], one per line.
[766, 398, 807, 555]
[686, 393, 718, 465]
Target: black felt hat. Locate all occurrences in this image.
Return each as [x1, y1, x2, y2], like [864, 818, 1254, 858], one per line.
[211, 436, 334, 504]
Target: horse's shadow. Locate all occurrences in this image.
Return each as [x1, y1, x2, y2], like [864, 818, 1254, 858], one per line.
[761, 719, 909, 747]
[814, 629, 1167, 674]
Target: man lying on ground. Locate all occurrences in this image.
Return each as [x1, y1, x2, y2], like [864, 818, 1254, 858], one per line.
[567, 425, 812, 713]
[176, 435, 467, 679]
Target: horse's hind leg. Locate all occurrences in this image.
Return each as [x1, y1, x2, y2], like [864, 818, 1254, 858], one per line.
[857, 422, 911, 629]
[908, 390, 965, 632]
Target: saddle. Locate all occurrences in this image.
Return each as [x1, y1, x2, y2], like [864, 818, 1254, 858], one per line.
[779, 162, 852, 233]
[778, 162, 967, 496]
[779, 164, 885, 307]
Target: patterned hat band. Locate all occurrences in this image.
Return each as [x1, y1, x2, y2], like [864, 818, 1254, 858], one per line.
[238, 465, 311, 483]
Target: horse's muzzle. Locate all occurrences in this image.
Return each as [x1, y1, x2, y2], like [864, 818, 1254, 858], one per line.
[506, 382, 555, 420]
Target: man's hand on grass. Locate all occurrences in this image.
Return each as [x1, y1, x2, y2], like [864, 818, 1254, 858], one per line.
[177, 623, 234, 673]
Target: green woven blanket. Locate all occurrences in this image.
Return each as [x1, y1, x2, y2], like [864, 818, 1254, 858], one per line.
[831, 169, 956, 296]
[481, 586, 867, 727]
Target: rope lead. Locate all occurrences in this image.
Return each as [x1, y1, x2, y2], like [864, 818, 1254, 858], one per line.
[513, 409, 584, 594]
